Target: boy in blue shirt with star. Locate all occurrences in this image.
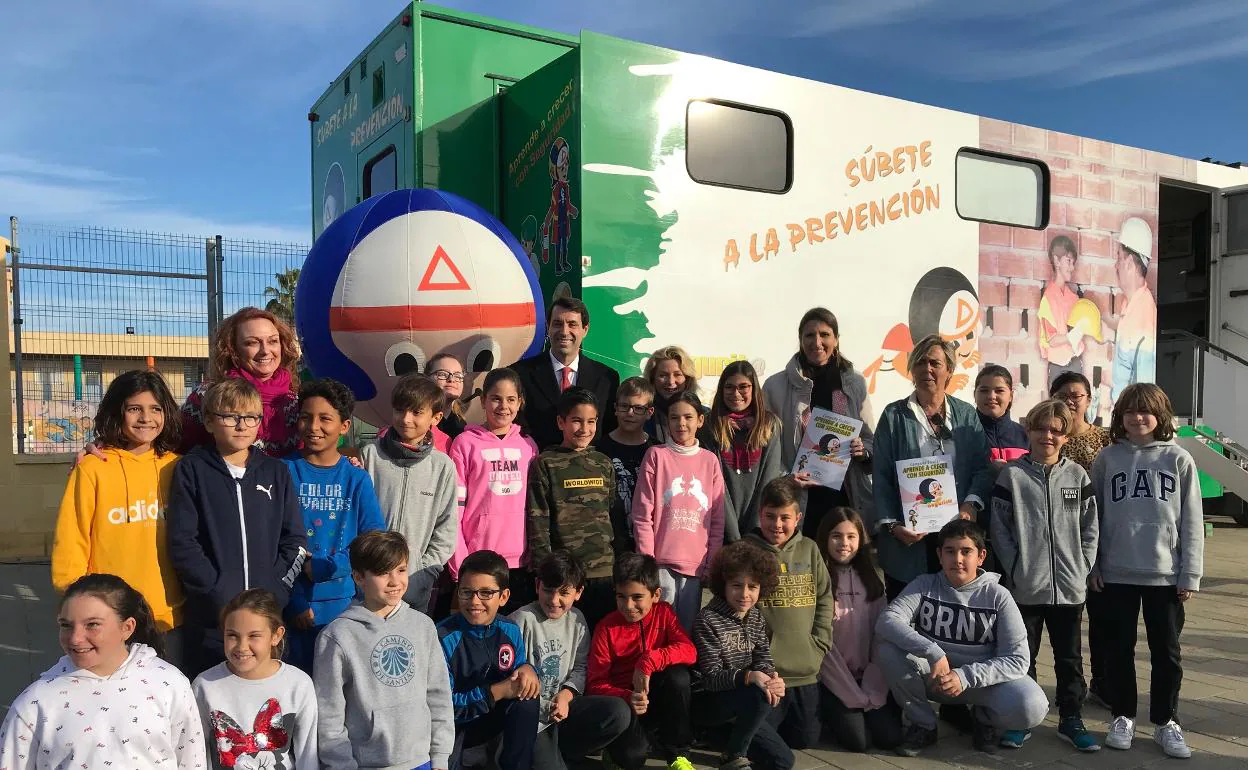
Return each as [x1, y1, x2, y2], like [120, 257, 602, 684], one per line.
[438, 549, 541, 770]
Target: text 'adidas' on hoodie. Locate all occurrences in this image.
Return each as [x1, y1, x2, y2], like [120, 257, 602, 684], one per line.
[166, 445, 307, 632]
[51, 447, 184, 630]
[1091, 439, 1204, 591]
[448, 423, 538, 578]
[0, 643, 205, 769]
[876, 570, 1030, 691]
[313, 601, 454, 770]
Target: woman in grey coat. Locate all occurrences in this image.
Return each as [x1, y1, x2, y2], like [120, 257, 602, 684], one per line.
[763, 307, 876, 536]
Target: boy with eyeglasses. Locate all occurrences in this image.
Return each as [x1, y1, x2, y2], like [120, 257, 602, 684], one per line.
[596, 377, 659, 554]
[167, 377, 308, 678]
[361, 373, 459, 614]
[438, 549, 541, 770]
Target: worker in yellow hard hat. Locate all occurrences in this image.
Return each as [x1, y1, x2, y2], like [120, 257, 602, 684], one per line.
[1038, 234, 1095, 386]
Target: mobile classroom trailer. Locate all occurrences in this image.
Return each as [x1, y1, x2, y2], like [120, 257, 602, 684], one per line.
[308, 3, 1248, 510]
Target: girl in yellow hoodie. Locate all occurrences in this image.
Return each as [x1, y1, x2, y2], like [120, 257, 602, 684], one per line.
[52, 370, 184, 641]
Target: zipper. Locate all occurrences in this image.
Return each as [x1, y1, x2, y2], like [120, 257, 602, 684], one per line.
[1043, 465, 1056, 605]
[235, 478, 251, 589]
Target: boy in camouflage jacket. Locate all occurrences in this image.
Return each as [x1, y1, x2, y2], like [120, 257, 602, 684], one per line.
[528, 387, 619, 630]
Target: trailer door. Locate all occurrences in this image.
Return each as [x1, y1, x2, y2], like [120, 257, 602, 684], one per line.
[1215, 185, 1248, 360]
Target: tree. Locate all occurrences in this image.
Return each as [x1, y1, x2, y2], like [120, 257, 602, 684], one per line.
[263, 267, 300, 326]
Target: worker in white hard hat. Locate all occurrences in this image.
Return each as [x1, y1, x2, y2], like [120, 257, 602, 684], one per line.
[1108, 216, 1157, 401]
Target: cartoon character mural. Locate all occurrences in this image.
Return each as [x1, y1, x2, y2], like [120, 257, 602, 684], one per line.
[540, 137, 579, 276]
[520, 214, 540, 274]
[863, 267, 981, 395]
[296, 189, 546, 428]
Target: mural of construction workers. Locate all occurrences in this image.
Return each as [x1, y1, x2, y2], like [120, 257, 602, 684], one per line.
[1107, 216, 1157, 401]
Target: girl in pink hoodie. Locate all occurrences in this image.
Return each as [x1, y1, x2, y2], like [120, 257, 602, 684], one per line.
[815, 507, 903, 752]
[632, 391, 725, 631]
[447, 368, 538, 611]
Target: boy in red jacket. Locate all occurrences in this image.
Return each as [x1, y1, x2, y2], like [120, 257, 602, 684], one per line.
[587, 552, 697, 770]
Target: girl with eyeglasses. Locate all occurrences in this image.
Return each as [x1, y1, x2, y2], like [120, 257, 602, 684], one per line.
[707, 360, 785, 542]
[426, 353, 469, 440]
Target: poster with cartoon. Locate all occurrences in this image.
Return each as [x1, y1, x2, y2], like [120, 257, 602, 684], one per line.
[793, 408, 862, 490]
[896, 454, 958, 534]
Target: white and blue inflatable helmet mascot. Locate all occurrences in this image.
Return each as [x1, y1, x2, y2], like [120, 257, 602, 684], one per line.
[296, 189, 546, 428]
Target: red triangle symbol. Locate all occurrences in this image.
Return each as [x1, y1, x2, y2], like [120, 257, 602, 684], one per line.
[417, 245, 470, 291]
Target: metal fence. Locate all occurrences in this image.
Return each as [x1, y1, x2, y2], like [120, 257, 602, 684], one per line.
[6, 217, 307, 453]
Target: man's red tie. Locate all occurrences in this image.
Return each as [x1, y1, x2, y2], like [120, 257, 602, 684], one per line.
[560, 366, 573, 392]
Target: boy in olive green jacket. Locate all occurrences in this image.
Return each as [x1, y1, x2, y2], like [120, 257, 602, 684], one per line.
[745, 476, 833, 749]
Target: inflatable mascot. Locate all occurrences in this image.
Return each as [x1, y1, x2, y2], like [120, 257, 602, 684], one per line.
[296, 189, 546, 427]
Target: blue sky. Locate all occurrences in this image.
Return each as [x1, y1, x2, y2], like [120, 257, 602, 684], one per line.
[3, 0, 1246, 245]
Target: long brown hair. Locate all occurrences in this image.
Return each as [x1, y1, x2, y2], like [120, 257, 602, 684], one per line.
[62, 574, 165, 659]
[1110, 382, 1176, 442]
[816, 507, 885, 604]
[798, 307, 854, 371]
[210, 307, 300, 388]
[709, 360, 775, 451]
[93, 370, 182, 455]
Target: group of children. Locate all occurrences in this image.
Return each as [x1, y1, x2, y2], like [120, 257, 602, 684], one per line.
[1, 341, 1205, 769]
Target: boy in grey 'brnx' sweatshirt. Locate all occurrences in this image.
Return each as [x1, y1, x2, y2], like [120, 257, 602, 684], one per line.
[876, 520, 1048, 758]
[313, 530, 454, 770]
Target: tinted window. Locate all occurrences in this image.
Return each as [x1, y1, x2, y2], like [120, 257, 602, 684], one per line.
[955, 149, 1050, 229]
[363, 146, 397, 198]
[686, 100, 792, 193]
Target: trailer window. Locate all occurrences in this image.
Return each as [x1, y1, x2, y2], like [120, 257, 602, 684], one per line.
[686, 100, 792, 194]
[363, 145, 397, 198]
[955, 149, 1049, 229]
[372, 68, 385, 108]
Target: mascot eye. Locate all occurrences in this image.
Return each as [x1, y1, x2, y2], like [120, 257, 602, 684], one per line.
[384, 342, 426, 377]
[467, 336, 502, 373]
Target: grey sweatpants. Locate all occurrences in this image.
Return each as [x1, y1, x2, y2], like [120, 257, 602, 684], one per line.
[659, 568, 702, 632]
[876, 640, 1049, 731]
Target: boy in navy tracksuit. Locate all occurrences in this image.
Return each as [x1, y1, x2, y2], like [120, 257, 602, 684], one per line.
[167, 378, 307, 679]
[438, 549, 540, 770]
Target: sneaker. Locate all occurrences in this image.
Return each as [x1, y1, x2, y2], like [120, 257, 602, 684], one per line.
[1058, 716, 1101, 752]
[1153, 720, 1192, 759]
[971, 711, 998, 754]
[1086, 680, 1111, 710]
[717, 758, 752, 770]
[668, 757, 696, 770]
[999, 729, 1031, 748]
[895, 724, 938, 757]
[1105, 715, 1135, 750]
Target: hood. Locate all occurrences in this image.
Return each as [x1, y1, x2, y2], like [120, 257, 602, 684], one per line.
[939, 568, 999, 594]
[43, 642, 159, 680]
[745, 529, 805, 555]
[1117, 438, 1176, 452]
[783, 353, 811, 390]
[1017, 454, 1073, 478]
[462, 422, 525, 442]
[184, 442, 266, 480]
[336, 599, 405, 630]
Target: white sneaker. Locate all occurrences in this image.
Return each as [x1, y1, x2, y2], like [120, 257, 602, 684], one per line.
[1154, 720, 1192, 758]
[1105, 716, 1135, 750]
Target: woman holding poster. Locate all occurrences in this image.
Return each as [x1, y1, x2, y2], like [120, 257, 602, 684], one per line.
[870, 335, 994, 600]
[763, 307, 875, 537]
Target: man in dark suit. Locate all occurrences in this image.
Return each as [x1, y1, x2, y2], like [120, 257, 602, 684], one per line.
[509, 296, 621, 450]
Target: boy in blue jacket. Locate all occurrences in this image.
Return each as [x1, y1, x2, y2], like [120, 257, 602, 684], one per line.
[167, 377, 307, 679]
[438, 549, 541, 770]
[283, 378, 386, 672]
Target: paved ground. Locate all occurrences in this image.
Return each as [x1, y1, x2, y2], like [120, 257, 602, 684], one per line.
[4, 520, 1247, 768]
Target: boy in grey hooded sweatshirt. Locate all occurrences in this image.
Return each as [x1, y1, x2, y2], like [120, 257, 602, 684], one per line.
[360, 374, 459, 613]
[990, 399, 1099, 751]
[876, 520, 1048, 757]
[314, 531, 454, 770]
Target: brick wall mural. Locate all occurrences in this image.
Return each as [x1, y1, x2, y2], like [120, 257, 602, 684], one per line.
[977, 117, 1194, 423]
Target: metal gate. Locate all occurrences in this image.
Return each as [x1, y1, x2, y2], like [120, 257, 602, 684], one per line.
[6, 218, 305, 454]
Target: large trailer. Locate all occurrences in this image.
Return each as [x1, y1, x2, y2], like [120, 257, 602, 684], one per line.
[309, 3, 1248, 507]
